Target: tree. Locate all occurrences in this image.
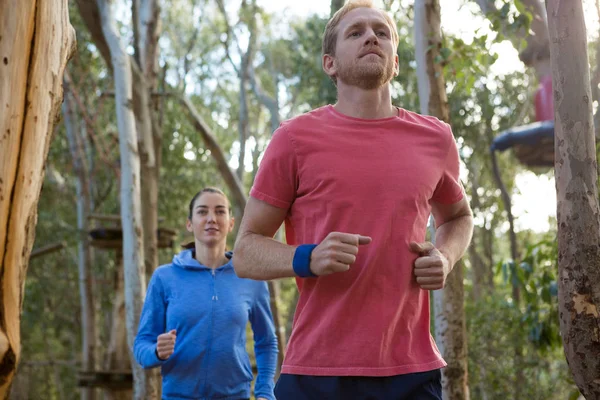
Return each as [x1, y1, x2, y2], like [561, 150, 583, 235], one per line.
[0, 0, 75, 395]
[330, 0, 344, 17]
[473, 0, 550, 79]
[96, 0, 158, 397]
[414, 1, 469, 398]
[63, 77, 98, 400]
[547, 0, 600, 397]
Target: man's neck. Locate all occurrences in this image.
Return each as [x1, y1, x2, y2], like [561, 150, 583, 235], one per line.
[194, 242, 228, 269]
[334, 83, 396, 120]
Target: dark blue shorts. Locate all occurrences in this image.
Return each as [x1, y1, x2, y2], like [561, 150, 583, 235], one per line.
[274, 369, 442, 400]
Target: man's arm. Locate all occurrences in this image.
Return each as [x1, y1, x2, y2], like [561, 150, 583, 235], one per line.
[410, 196, 473, 290]
[430, 196, 474, 268]
[234, 197, 372, 280]
[233, 197, 296, 280]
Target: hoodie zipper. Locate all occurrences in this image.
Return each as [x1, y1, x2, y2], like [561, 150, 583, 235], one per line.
[211, 268, 218, 300]
[201, 268, 218, 398]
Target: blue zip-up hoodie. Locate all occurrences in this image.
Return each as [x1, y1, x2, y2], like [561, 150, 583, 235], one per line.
[134, 249, 278, 400]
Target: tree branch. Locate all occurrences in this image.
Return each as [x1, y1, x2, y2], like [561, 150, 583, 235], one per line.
[139, 0, 162, 82]
[215, 0, 242, 75]
[75, 0, 112, 70]
[178, 95, 247, 210]
[247, 65, 280, 133]
[30, 242, 67, 260]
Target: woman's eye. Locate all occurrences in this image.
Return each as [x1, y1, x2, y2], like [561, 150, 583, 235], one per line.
[350, 32, 360, 37]
[377, 31, 387, 37]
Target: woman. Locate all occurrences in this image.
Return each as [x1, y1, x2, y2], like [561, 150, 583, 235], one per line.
[134, 187, 278, 400]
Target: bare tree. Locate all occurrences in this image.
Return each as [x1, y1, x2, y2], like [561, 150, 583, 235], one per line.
[0, 0, 75, 395]
[414, 1, 469, 398]
[96, 0, 158, 397]
[63, 78, 98, 400]
[548, 0, 600, 397]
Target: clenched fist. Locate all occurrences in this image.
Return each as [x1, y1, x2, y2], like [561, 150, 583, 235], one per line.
[410, 242, 450, 290]
[156, 329, 177, 360]
[309, 232, 371, 276]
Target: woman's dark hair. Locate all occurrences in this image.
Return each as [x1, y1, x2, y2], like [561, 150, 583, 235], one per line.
[187, 187, 230, 219]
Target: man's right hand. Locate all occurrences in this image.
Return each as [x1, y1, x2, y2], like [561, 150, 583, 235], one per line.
[156, 329, 177, 360]
[309, 232, 371, 276]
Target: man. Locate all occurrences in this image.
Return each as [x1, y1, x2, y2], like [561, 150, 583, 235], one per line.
[233, 0, 473, 398]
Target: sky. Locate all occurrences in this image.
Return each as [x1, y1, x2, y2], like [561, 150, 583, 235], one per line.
[247, 0, 600, 233]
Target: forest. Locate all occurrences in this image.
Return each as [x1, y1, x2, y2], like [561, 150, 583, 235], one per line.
[1, 0, 600, 399]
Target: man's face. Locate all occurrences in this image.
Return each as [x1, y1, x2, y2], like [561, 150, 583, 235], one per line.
[327, 7, 398, 90]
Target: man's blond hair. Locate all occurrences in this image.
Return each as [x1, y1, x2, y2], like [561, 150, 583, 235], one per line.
[322, 0, 399, 57]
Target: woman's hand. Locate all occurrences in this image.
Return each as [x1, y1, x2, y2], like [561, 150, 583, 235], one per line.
[156, 329, 177, 360]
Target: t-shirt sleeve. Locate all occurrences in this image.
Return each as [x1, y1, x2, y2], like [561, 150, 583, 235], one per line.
[250, 124, 298, 209]
[431, 125, 465, 204]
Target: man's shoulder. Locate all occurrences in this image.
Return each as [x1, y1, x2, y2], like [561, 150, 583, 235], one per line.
[279, 105, 331, 131]
[398, 107, 451, 133]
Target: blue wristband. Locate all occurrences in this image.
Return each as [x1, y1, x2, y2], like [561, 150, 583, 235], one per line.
[293, 244, 318, 278]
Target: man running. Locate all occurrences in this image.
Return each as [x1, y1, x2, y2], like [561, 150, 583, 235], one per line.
[233, 1, 474, 398]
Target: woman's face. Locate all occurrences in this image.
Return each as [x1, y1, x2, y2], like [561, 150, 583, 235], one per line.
[186, 192, 234, 247]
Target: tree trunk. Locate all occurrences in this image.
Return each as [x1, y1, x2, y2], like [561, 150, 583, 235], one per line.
[132, 66, 159, 282]
[63, 82, 98, 400]
[330, 0, 344, 16]
[132, 0, 162, 294]
[97, 0, 157, 398]
[103, 251, 131, 400]
[0, 0, 75, 395]
[414, 1, 469, 398]
[548, 1, 600, 397]
[133, 0, 162, 291]
[433, 260, 469, 400]
[467, 167, 490, 301]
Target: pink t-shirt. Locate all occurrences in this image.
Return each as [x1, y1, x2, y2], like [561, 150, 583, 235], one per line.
[250, 105, 464, 376]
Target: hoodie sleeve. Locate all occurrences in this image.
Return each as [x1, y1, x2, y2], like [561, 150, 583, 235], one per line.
[249, 282, 279, 400]
[133, 271, 168, 369]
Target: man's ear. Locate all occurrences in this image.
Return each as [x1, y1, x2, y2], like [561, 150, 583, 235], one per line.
[323, 53, 337, 80]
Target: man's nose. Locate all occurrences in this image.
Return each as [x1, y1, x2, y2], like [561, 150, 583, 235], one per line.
[364, 29, 379, 46]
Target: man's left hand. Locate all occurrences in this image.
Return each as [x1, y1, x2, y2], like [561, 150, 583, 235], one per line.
[409, 242, 450, 290]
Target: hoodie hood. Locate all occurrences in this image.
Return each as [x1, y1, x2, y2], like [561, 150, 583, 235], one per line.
[172, 249, 233, 271]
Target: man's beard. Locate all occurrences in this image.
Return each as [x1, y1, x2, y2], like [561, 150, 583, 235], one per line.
[336, 56, 396, 90]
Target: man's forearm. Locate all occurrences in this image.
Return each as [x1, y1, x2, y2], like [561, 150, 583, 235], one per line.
[435, 215, 474, 269]
[233, 232, 298, 280]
